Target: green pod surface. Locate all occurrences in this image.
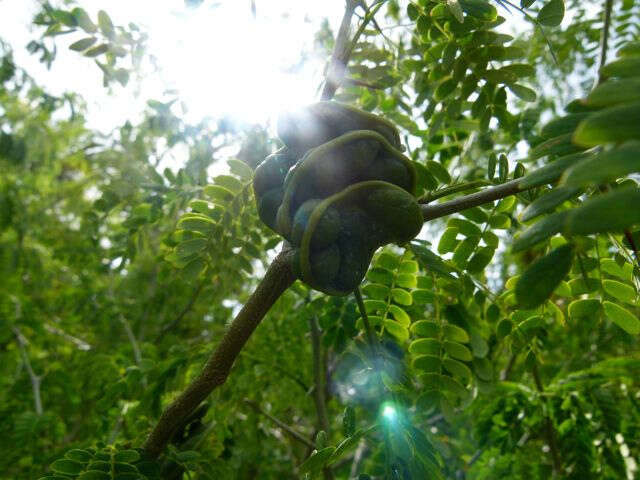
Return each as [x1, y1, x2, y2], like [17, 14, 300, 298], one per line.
[360, 155, 413, 193]
[295, 181, 422, 295]
[253, 149, 295, 197]
[257, 188, 284, 231]
[276, 131, 416, 238]
[291, 199, 340, 249]
[364, 187, 423, 243]
[277, 101, 401, 155]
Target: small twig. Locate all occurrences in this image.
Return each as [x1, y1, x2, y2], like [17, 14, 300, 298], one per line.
[532, 362, 562, 475]
[244, 399, 315, 449]
[157, 278, 207, 341]
[500, 353, 517, 381]
[596, 0, 614, 86]
[308, 313, 335, 480]
[353, 287, 377, 355]
[121, 316, 142, 366]
[309, 315, 330, 434]
[44, 323, 91, 351]
[241, 352, 309, 392]
[12, 327, 43, 415]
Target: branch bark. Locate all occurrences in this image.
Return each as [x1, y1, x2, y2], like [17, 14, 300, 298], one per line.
[142, 249, 296, 458]
[421, 178, 526, 221]
[143, 0, 362, 459]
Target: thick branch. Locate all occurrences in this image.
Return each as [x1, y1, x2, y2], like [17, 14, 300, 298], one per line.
[12, 327, 43, 415]
[421, 178, 526, 221]
[244, 399, 315, 449]
[142, 249, 296, 458]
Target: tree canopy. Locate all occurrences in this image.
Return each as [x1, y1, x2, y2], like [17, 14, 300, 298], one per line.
[1, 1, 640, 479]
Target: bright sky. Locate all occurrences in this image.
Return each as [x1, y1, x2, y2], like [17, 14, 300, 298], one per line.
[0, 0, 344, 132]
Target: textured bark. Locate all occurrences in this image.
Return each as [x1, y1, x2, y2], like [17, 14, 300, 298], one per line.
[142, 249, 296, 458]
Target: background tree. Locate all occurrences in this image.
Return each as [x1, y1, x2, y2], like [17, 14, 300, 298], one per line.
[1, 0, 639, 479]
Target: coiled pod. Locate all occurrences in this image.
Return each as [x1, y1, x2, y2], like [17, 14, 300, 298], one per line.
[253, 102, 423, 295]
[253, 148, 296, 231]
[292, 181, 422, 295]
[276, 130, 416, 240]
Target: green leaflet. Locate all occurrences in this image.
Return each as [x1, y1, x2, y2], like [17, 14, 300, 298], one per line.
[603, 301, 640, 335]
[518, 152, 591, 188]
[520, 186, 580, 221]
[528, 133, 583, 160]
[586, 79, 640, 107]
[567, 299, 601, 319]
[562, 142, 640, 186]
[564, 187, 640, 235]
[458, 0, 497, 20]
[515, 244, 574, 309]
[600, 56, 640, 79]
[299, 447, 336, 474]
[512, 210, 568, 252]
[540, 113, 591, 140]
[537, 0, 565, 26]
[508, 84, 537, 102]
[573, 101, 640, 146]
[603, 279, 637, 304]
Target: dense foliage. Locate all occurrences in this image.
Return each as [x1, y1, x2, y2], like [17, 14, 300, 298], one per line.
[1, 1, 639, 479]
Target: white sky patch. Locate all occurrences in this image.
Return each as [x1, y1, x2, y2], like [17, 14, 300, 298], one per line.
[0, 0, 344, 131]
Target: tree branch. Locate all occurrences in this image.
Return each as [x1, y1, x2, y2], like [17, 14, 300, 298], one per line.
[421, 178, 526, 221]
[12, 326, 43, 415]
[142, 249, 296, 458]
[143, 0, 362, 459]
[320, 0, 358, 101]
[244, 399, 315, 449]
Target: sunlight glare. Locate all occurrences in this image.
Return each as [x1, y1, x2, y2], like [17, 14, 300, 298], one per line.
[147, 3, 326, 125]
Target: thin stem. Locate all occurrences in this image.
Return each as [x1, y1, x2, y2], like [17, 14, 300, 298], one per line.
[121, 316, 142, 366]
[156, 278, 206, 341]
[244, 399, 315, 449]
[354, 287, 377, 353]
[241, 352, 309, 392]
[309, 314, 335, 480]
[532, 362, 562, 475]
[419, 179, 490, 204]
[597, 0, 615, 85]
[309, 315, 330, 433]
[142, 248, 296, 458]
[12, 327, 43, 415]
[421, 177, 526, 221]
[44, 323, 91, 351]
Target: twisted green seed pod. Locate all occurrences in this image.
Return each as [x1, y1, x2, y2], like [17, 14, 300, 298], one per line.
[253, 102, 423, 295]
[276, 130, 416, 240]
[253, 149, 296, 231]
[295, 181, 422, 295]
